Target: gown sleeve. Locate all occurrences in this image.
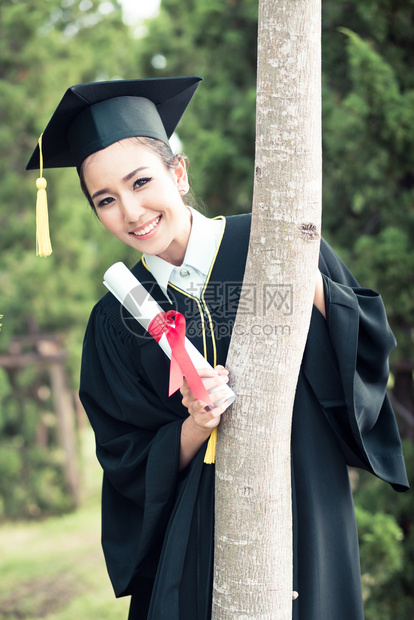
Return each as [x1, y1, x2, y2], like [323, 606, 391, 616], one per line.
[301, 239, 409, 492]
[79, 297, 189, 598]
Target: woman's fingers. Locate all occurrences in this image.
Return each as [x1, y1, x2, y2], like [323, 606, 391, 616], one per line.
[202, 373, 229, 393]
[180, 365, 231, 429]
[189, 386, 229, 413]
[214, 364, 229, 376]
[189, 397, 229, 430]
[180, 366, 229, 401]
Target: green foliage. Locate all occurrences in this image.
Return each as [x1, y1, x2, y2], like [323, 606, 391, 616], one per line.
[0, 0, 139, 348]
[0, 367, 72, 519]
[0, 0, 140, 518]
[353, 440, 414, 619]
[356, 507, 403, 601]
[354, 228, 414, 358]
[322, 5, 414, 369]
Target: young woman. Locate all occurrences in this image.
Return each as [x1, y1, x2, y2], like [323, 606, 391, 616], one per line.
[27, 76, 409, 620]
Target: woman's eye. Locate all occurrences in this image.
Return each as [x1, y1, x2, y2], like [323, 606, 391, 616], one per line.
[134, 177, 152, 189]
[96, 196, 114, 208]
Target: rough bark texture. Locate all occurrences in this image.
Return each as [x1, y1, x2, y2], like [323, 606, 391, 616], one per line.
[212, 1, 322, 618]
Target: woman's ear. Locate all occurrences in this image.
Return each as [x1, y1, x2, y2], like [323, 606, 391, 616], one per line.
[174, 157, 189, 195]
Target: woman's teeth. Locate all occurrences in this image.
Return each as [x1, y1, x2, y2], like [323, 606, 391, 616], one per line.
[133, 216, 161, 236]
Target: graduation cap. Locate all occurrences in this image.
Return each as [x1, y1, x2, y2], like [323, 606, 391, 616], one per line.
[26, 76, 203, 256]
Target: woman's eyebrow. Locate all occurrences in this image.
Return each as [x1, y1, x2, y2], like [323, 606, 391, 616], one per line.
[91, 187, 110, 201]
[123, 166, 150, 183]
[91, 167, 150, 200]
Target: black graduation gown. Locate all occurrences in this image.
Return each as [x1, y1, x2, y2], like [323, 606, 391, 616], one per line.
[79, 213, 409, 620]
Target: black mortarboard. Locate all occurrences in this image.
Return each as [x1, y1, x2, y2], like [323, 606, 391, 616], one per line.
[26, 75, 202, 170]
[26, 76, 202, 256]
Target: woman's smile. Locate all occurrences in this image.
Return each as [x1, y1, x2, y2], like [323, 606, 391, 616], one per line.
[130, 214, 162, 238]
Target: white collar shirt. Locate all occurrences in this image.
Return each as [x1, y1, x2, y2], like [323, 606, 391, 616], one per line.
[144, 207, 224, 302]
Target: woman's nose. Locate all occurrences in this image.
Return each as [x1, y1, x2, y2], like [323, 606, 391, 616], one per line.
[120, 195, 145, 222]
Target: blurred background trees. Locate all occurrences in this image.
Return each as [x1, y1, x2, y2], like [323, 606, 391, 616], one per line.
[0, 0, 413, 617]
[0, 0, 140, 520]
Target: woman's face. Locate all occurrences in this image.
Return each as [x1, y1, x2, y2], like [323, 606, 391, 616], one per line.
[82, 139, 191, 266]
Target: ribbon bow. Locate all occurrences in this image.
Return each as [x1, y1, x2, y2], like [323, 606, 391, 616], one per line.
[148, 310, 213, 407]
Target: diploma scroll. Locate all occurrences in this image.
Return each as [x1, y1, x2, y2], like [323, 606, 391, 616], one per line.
[103, 262, 236, 409]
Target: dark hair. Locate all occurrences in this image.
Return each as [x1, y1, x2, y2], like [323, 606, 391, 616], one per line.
[79, 136, 197, 213]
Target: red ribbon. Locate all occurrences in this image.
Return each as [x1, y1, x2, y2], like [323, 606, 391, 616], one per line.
[148, 310, 214, 406]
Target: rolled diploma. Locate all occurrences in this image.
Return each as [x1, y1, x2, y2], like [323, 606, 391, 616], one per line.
[103, 262, 235, 407]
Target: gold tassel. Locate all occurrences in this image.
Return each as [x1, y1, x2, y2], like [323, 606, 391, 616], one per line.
[36, 134, 52, 257]
[204, 427, 217, 464]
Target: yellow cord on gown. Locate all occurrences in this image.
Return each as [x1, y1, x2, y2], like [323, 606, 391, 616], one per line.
[204, 427, 217, 464]
[36, 133, 52, 257]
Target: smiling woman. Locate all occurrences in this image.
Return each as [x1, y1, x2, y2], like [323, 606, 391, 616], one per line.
[25, 76, 408, 620]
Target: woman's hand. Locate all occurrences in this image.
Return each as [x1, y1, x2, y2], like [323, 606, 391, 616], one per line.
[181, 365, 230, 430]
[179, 365, 229, 469]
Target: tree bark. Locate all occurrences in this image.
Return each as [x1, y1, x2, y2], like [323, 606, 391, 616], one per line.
[212, 0, 322, 618]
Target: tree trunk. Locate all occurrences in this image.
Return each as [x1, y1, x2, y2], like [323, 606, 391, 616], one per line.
[49, 362, 80, 507]
[212, 0, 322, 618]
